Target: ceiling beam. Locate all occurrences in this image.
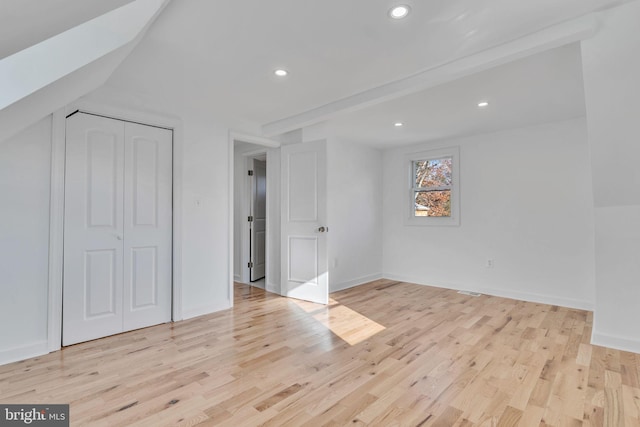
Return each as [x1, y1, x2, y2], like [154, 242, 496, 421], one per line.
[261, 13, 600, 137]
[231, 131, 281, 148]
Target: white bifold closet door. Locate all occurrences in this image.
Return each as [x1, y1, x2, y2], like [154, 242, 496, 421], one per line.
[63, 113, 172, 346]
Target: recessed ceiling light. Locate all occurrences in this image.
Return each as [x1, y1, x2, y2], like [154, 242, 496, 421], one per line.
[389, 5, 411, 19]
[477, 101, 489, 108]
[274, 69, 288, 77]
[394, 122, 404, 127]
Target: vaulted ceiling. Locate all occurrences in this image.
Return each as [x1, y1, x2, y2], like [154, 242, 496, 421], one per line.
[0, 0, 135, 58]
[2, 0, 634, 146]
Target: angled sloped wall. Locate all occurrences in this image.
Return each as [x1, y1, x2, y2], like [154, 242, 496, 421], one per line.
[0, 0, 169, 144]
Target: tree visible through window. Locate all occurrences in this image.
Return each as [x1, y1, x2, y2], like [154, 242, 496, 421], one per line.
[413, 157, 452, 217]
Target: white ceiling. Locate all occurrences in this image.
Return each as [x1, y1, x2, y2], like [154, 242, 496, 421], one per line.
[45, 0, 631, 145]
[325, 43, 586, 148]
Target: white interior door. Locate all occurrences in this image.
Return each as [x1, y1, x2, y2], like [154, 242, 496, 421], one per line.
[122, 122, 173, 331]
[250, 159, 266, 281]
[63, 113, 125, 345]
[281, 140, 328, 304]
[63, 113, 172, 346]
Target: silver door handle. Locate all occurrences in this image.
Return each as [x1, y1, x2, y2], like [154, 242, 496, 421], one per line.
[318, 226, 328, 233]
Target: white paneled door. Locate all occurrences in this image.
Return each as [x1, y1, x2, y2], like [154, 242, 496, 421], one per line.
[281, 140, 328, 304]
[250, 159, 266, 281]
[63, 113, 172, 346]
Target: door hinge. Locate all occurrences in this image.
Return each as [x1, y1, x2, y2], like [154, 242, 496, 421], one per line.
[248, 262, 254, 268]
[248, 215, 253, 222]
[248, 170, 254, 176]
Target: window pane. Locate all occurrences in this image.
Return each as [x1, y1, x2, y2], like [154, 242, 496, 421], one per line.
[415, 157, 452, 188]
[414, 190, 451, 217]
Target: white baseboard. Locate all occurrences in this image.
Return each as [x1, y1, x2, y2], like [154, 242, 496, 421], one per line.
[382, 273, 594, 311]
[330, 273, 383, 293]
[182, 300, 231, 320]
[591, 332, 640, 354]
[477, 286, 593, 311]
[266, 282, 280, 294]
[0, 340, 49, 367]
[233, 274, 241, 282]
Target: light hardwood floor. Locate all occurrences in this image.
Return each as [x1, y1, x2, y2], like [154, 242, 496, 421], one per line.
[2, 280, 640, 426]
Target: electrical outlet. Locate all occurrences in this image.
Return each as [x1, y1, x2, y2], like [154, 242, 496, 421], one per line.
[486, 259, 494, 268]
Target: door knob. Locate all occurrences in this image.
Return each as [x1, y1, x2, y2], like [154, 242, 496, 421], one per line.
[318, 226, 327, 233]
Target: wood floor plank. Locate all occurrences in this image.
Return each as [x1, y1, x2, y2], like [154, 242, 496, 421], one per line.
[1, 280, 639, 426]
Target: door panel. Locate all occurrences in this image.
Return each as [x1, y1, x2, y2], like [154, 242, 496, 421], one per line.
[250, 159, 267, 281]
[122, 122, 172, 331]
[63, 113, 125, 345]
[288, 151, 317, 221]
[131, 137, 158, 227]
[288, 236, 318, 283]
[86, 132, 118, 227]
[84, 249, 118, 318]
[130, 246, 157, 309]
[281, 140, 328, 304]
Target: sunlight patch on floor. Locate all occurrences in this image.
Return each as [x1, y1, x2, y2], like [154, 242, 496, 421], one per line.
[290, 298, 386, 345]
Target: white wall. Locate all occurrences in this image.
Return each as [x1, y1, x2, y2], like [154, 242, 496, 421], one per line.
[179, 113, 232, 318]
[581, 0, 640, 352]
[327, 139, 383, 292]
[382, 118, 596, 309]
[0, 116, 52, 364]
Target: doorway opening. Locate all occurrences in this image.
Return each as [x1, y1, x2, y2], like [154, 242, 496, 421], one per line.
[233, 139, 276, 291]
[249, 156, 267, 283]
[230, 135, 329, 304]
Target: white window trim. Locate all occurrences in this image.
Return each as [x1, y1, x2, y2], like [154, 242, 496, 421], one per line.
[404, 146, 460, 226]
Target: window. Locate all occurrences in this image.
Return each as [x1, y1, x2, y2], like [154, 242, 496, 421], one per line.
[413, 157, 452, 217]
[405, 146, 459, 226]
